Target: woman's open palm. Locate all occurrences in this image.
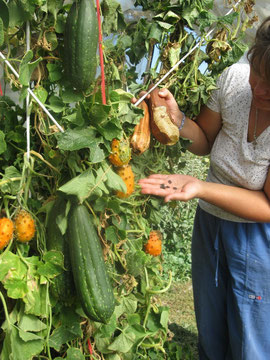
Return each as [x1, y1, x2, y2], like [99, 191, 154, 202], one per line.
[139, 174, 202, 202]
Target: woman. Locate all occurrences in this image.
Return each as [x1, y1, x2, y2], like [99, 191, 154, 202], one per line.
[137, 16, 270, 360]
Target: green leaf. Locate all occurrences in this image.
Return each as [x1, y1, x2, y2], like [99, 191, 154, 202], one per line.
[47, 95, 65, 113]
[24, 282, 48, 317]
[46, 63, 62, 82]
[125, 323, 150, 344]
[182, 6, 200, 29]
[127, 313, 141, 326]
[62, 89, 84, 103]
[0, 166, 21, 194]
[18, 329, 43, 342]
[0, 252, 28, 298]
[121, 296, 138, 314]
[107, 199, 121, 213]
[58, 169, 103, 203]
[106, 354, 121, 360]
[114, 294, 138, 320]
[33, 86, 48, 104]
[112, 214, 127, 232]
[36, 251, 63, 279]
[111, 88, 133, 102]
[164, 10, 180, 22]
[155, 21, 173, 31]
[19, 51, 43, 86]
[126, 251, 148, 277]
[55, 202, 70, 235]
[0, 0, 9, 28]
[94, 332, 111, 354]
[218, 12, 238, 26]
[147, 310, 162, 332]
[0, 130, 7, 154]
[107, 330, 135, 353]
[169, 44, 181, 67]
[117, 34, 132, 49]
[66, 348, 85, 360]
[148, 22, 163, 42]
[57, 127, 96, 151]
[198, 11, 217, 31]
[0, 254, 48, 316]
[19, 314, 47, 333]
[96, 121, 122, 141]
[62, 112, 78, 125]
[1, 326, 44, 360]
[0, 329, 12, 360]
[101, 0, 125, 36]
[202, 0, 214, 10]
[102, 163, 127, 193]
[95, 167, 109, 194]
[47, 0, 62, 22]
[89, 140, 105, 163]
[160, 307, 169, 329]
[105, 226, 119, 244]
[92, 197, 107, 212]
[97, 314, 117, 338]
[90, 102, 111, 125]
[4, 278, 29, 299]
[7, 0, 29, 27]
[45, 31, 58, 51]
[49, 321, 82, 351]
[0, 18, 4, 46]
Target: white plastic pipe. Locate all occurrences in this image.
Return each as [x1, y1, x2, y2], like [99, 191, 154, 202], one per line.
[26, 21, 31, 160]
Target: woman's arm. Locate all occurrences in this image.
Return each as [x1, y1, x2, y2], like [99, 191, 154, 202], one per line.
[178, 104, 222, 156]
[139, 169, 270, 222]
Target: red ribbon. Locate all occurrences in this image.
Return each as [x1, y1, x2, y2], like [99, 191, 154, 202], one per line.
[96, 0, 106, 105]
[87, 338, 93, 357]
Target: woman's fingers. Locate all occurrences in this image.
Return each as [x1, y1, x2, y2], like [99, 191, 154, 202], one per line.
[139, 174, 169, 184]
[139, 174, 183, 197]
[140, 184, 180, 198]
[157, 88, 173, 100]
[139, 174, 202, 202]
[131, 90, 150, 105]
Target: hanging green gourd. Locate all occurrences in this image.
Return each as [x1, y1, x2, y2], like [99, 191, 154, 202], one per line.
[64, 0, 98, 91]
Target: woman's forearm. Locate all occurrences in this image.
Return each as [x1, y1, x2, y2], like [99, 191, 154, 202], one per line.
[198, 181, 270, 222]
[139, 174, 270, 222]
[179, 117, 211, 156]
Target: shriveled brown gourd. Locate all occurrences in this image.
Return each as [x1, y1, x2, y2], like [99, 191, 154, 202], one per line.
[130, 100, 150, 155]
[148, 87, 179, 146]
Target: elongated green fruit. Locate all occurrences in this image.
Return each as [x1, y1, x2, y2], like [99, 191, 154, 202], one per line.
[67, 203, 115, 323]
[47, 197, 75, 303]
[64, 0, 98, 90]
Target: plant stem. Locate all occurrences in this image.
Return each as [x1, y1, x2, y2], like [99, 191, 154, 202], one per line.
[0, 291, 11, 330]
[140, 341, 166, 353]
[45, 282, 52, 360]
[0, 177, 22, 187]
[147, 271, 173, 294]
[143, 267, 151, 328]
[142, 295, 152, 328]
[113, 244, 126, 270]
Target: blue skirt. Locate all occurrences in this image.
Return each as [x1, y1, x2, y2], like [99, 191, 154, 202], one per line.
[192, 206, 270, 360]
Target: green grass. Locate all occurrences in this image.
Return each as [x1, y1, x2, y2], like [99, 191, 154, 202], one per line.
[159, 152, 209, 359]
[161, 281, 199, 359]
[160, 152, 209, 282]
